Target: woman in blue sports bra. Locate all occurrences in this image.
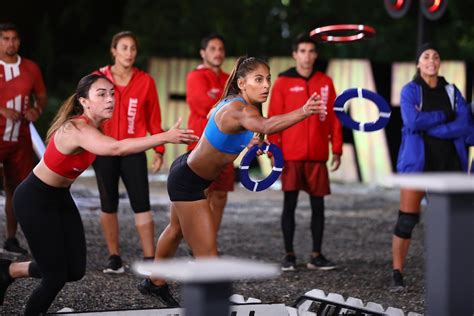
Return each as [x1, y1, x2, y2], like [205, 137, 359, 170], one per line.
[138, 56, 327, 305]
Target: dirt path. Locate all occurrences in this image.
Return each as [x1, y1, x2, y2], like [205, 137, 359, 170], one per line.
[0, 178, 425, 314]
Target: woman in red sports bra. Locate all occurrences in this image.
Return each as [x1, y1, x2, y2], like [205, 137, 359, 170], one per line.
[0, 73, 198, 315]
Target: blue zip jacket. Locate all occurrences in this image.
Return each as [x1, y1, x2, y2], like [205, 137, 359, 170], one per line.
[466, 103, 474, 146]
[397, 79, 470, 173]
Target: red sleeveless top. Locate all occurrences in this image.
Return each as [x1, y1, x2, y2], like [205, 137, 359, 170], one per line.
[43, 116, 96, 179]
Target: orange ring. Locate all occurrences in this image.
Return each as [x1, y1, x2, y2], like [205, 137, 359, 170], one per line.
[310, 24, 376, 43]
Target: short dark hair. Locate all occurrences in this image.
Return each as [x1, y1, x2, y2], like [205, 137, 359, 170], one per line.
[292, 34, 317, 52]
[200, 34, 225, 50]
[0, 23, 19, 36]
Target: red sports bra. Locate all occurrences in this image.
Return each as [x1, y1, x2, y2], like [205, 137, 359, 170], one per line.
[43, 116, 96, 180]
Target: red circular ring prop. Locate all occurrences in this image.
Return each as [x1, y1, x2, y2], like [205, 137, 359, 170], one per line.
[310, 24, 376, 43]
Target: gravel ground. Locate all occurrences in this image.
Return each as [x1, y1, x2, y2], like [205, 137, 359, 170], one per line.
[0, 178, 425, 315]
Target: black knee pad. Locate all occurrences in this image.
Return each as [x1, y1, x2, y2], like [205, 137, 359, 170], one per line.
[394, 211, 420, 239]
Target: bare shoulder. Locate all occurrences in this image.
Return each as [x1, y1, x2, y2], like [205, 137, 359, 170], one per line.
[62, 118, 88, 133]
[54, 119, 87, 153]
[59, 118, 97, 143]
[227, 98, 247, 109]
[227, 99, 257, 113]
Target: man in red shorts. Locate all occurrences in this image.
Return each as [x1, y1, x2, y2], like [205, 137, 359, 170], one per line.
[268, 34, 342, 271]
[186, 34, 231, 235]
[0, 23, 47, 255]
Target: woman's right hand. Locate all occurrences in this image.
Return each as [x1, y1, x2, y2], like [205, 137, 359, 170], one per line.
[302, 92, 326, 117]
[165, 118, 200, 144]
[247, 136, 269, 156]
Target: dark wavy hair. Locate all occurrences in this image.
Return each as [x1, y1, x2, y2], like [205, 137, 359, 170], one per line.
[220, 56, 270, 101]
[46, 74, 112, 142]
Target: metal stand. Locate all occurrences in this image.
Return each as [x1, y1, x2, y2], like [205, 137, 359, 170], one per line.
[134, 257, 280, 316]
[425, 192, 474, 316]
[388, 173, 474, 316]
[182, 281, 232, 316]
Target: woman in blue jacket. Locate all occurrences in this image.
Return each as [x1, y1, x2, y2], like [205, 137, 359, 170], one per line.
[392, 43, 470, 291]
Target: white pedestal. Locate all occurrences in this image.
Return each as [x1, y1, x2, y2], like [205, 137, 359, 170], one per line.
[134, 257, 280, 316]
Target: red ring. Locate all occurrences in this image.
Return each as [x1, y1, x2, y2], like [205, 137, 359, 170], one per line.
[310, 24, 376, 43]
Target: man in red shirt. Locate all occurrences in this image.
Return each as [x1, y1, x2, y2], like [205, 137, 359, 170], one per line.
[186, 34, 231, 235]
[0, 23, 47, 255]
[268, 34, 342, 271]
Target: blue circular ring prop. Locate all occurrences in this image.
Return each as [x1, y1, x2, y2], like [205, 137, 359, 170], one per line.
[239, 143, 284, 192]
[334, 88, 391, 132]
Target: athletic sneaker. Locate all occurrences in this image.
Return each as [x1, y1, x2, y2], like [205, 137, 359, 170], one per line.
[137, 279, 180, 307]
[390, 269, 406, 292]
[0, 259, 13, 305]
[281, 254, 296, 271]
[3, 238, 28, 256]
[103, 255, 125, 274]
[306, 254, 337, 270]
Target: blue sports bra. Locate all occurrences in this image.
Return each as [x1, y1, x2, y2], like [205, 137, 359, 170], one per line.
[204, 97, 254, 154]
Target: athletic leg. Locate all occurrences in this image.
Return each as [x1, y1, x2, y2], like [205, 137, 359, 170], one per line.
[13, 177, 70, 315]
[61, 193, 87, 282]
[154, 203, 183, 261]
[3, 183, 16, 239]
[309, 195, 324, 256]
[3, 141, 32, 254]
[100, 213, 120, 256]
[207, 190, 227, 233]
[207, 163, 234, 233]
[174, 200, 217, 257]
[391, 188, 424, 290]
[121, 153, 155, 258]
[281, 191, 299, 254]
[392, 188, 424, 272]
[93, 156, 121, 257]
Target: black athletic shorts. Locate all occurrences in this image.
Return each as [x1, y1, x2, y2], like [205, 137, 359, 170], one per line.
[93, 152, 150, 213]
[167, 152, 212, 202]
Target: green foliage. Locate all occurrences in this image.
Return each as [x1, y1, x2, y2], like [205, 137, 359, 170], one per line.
[2, 0, 473, 123]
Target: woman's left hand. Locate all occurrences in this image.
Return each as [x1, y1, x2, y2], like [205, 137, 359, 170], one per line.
[152, 152, 163, 173]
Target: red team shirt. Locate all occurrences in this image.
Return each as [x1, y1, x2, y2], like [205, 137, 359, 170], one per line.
[268, 68, 343, 162]
[186, 65, 234, 191]
[97, 66, 165, 154]
[0, 56, 46, 142]
[186, 65, 229, 151]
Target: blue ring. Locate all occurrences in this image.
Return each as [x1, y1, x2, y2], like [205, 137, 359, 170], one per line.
[334, 88, 391, 132]
[239, 143, 284, 192]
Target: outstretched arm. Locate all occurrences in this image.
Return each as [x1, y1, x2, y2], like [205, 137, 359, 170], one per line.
[239, 93, 326, 135]
[66, 118, 199, 156]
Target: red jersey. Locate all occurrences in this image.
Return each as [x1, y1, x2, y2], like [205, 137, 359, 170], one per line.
[43, 117, 96, 180]
[0, 56, 46, 142]
[97, 66, 165, 154]
[268, 68, 343, 162]
[186, 65, 229, 150]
